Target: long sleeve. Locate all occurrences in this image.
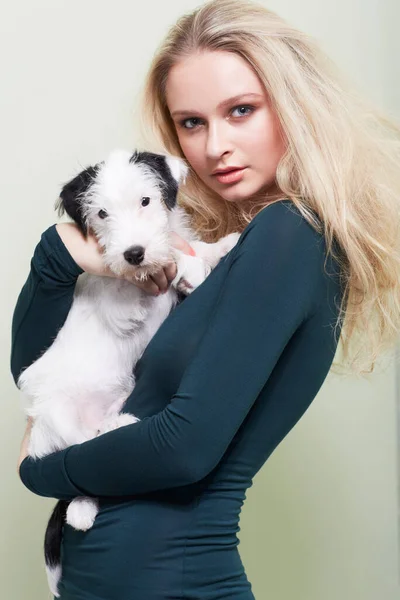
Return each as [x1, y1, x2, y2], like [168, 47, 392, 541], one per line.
[18, 202, 328, 500]
[11, 225, 84, 386]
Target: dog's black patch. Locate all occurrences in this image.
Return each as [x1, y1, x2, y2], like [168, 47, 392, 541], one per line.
[176, 290, 187, 304]
[130, 151, 179, 210]
[44, 499, 68, 572]
[56, 164, 101, 237]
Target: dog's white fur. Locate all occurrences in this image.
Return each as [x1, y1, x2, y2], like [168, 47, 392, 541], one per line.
[18, 149, 239, 597]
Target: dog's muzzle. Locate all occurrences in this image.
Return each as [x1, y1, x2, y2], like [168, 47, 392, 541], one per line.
[124, 246, 145, 265]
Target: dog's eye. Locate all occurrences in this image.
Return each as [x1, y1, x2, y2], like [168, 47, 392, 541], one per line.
[141, 197, 150, 207]
[98, 209, 108, 219]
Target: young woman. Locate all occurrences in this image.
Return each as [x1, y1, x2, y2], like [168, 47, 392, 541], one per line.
[13, 0, 400, 598]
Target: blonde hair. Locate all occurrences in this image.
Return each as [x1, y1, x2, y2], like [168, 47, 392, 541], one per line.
[136, 0, 400, 377]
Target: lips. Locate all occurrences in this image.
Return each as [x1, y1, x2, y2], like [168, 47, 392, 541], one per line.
[212, 167, 243, 175]
[213, 167, 247, 184]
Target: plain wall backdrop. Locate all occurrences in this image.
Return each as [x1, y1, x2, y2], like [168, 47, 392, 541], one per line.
[1, 1, 399, 598]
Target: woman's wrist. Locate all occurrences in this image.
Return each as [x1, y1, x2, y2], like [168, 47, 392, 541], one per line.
[55, 223, 111, 276]
[55, 223, 87, 271]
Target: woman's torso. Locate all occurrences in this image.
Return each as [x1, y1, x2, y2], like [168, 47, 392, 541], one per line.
[58, 202, 344, 600]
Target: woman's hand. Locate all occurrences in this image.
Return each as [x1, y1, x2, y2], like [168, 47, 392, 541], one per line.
[17, 416, 34, 476]
[56, 223, 195, 296]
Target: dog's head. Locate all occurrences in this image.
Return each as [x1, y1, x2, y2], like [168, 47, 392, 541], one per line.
[55, 149, 188, 277]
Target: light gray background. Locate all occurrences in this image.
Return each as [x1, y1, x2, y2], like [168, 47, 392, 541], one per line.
[1, 1, 399, 598]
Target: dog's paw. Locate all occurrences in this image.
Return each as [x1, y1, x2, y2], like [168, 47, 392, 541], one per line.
[176, 266, 210, 295]
[176, 277, 194, 295]
[173, 255, 212, 295]
[98, 412, 139, 435]
[66, 497, 99, 531]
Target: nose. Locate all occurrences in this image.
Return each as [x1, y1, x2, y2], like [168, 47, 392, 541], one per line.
[124, 245, 145, 265]
[205, 120, 233, 160]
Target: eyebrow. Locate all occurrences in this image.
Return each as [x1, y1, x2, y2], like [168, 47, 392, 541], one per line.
[170, 93, 264, 118]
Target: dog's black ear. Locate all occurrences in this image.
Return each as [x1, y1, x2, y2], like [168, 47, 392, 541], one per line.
[161, 155, 188, 210]
[130, 151, 188, 210]
[55, 164, 100, 237]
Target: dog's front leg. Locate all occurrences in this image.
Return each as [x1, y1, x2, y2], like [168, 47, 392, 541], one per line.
[170, 232, 241, 295]
[171, 251, 212, 295]
[190, 231, 241, 269]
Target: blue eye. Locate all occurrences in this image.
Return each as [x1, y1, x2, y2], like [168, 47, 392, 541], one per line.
[180, 105, 254, 130]
[231, 105, 254, 117]
[182, 117, 202, 130]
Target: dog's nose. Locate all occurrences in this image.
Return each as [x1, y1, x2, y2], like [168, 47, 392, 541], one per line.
[124, 245, 145, 265]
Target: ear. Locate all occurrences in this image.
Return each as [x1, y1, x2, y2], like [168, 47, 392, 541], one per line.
[130, 151, 188, 210]
[162, 155, 189, 210]
[164, 155, 189, 186]
[55, 164, 100, 237]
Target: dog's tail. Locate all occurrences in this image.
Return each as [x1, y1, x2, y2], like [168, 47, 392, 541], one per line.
[44, 500, 69, 598]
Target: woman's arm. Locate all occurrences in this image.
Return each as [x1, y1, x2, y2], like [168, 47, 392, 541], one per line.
[11, 224, 84, 386]
[18, 201, 328, 501]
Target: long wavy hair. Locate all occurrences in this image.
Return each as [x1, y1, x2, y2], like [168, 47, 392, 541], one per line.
[135, 0, 400, 377]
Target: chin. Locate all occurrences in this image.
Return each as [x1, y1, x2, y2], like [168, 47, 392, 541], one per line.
[216, 184, 256, 203]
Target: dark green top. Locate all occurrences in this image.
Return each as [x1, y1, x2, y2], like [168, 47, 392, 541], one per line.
[11, 199, 344, 599]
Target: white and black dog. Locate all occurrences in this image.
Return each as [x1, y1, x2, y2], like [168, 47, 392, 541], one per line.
[17, 148, 240, 597]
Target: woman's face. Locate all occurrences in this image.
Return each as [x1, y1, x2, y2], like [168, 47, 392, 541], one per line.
[165, 50, 286, 204]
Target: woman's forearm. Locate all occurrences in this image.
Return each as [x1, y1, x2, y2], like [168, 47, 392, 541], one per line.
[11, 225, 84, 385]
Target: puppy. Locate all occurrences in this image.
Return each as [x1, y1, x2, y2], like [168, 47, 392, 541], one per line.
[17, 148, 240, 597]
